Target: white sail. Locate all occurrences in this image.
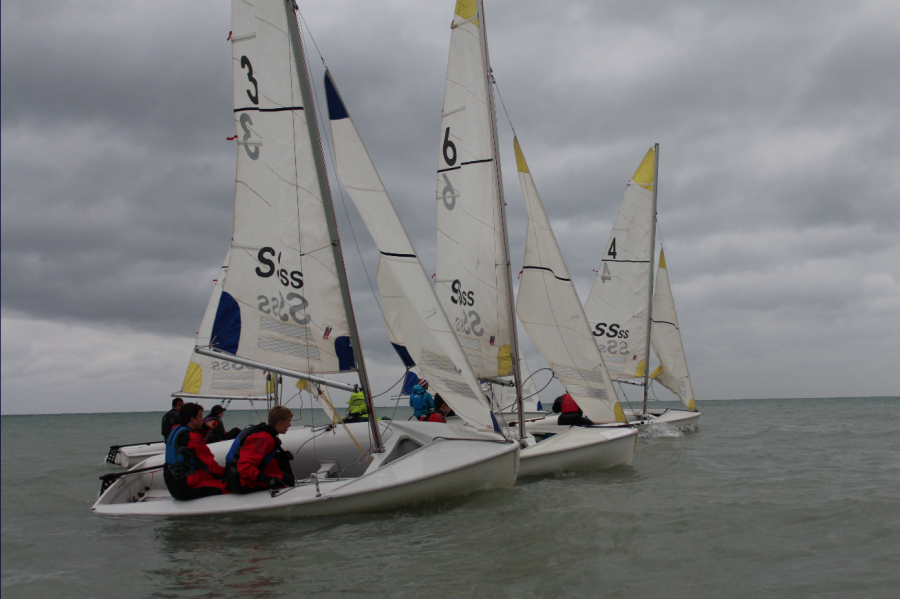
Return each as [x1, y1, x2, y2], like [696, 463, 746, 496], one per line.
[325, 71, 497, 432]
[433, 0, 512, 379]
[583, 148, 656, 379]
[513, 139, 626, 423]
[497, 349, 542, 411]
[214, 0, 355, 374]
[650, 250, 696, 410]
[180, 249, 270, 398]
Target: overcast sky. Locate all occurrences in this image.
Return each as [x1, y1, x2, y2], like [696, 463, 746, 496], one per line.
[2, 0, 898, 414]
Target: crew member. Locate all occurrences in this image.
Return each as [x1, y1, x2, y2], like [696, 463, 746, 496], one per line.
[225, 406, 295, 494]
[553, 393, 594, 426]
[204, 405, 242, 443]
[161, 398, 183, 440]
[419, 395, 452, 423]
[163, 402, 229, 500]
[409, 379, 434, 420]
[343, 391, 370, 423]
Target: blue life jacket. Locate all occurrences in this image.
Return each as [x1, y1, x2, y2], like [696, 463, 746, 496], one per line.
[409, 385, 434, 418]
[226, 424, 279, 471]
[165, 425, 201, 477]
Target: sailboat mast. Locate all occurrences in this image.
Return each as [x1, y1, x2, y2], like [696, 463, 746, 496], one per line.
[284, 4, 382, 451]
[477, 0, 525, 438]
[642, 143, 660, 416]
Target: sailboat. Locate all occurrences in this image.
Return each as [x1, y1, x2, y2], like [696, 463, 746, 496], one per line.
[104, 249, 272, 468]
[93, 0, 516, 517]
[433, 0, 636, 476]
[584, 146, 699, 427]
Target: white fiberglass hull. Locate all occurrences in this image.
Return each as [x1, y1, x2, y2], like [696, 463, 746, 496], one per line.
[517, 425, 637, 477]
[105, 442, 165, 468]
[92, 421, 518, 517]
[625, 408, 700, 429]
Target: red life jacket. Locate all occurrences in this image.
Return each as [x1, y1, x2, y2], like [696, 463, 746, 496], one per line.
[418, 412, 447, 423]
[560, 393, 579, 413]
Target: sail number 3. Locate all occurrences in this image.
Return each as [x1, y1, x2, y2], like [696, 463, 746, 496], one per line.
[239, 55, 259, 160]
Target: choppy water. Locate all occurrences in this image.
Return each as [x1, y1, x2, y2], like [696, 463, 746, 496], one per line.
[2, 398, 898, 598]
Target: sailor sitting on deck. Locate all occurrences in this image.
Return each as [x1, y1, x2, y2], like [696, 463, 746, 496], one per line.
[161, 398, 183, 441]
[163, 402, 230, 500]
[343, 391, 370, 423]
[419, 394, 452, 423]
[204, 405, 242, 443]
[409, 379, 434, 420]
[552, 393, 595, 426]
[224, 406, 296, 494]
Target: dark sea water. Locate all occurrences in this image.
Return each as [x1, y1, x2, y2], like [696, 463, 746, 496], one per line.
[2, 398, 898, 598]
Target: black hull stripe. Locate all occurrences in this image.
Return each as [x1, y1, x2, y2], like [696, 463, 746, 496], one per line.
[523, 265, 570, 282]
[234, 106, 304, 113]
[381, 251, 417, 259]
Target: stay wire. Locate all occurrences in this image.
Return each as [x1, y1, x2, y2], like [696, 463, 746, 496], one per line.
[491, 74, 517, 138]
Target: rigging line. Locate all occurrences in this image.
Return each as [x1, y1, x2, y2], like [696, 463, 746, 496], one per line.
[296, 10, 327, 68]
[498, 371, 555, 411]
[371, 370, 408, 399]
[617, 380, 639, 416]
[491, 74, 517, 137]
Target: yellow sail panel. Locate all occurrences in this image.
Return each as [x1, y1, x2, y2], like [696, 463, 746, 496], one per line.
[497, 344, 513, 376]
[514, 137, 530, 173]
[632, 147, 655, 191]
[181, 362, 202, 395]
[658, 249, 667, 269]
[455, 0, 478, 26]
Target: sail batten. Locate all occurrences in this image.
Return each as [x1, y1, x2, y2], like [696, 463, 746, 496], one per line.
[513, 139, 626, 423]
[325, 71, 496, 432]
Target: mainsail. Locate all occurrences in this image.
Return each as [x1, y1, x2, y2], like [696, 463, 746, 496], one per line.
[325, 71, 497, 432]
[181, 249, 270, 398]
[583, 148, 656, 380]
[650, 250, 696, 410]
[212, 0, 356, 375]
[514, 139, 626, 423]
[433, 0, 512, 379]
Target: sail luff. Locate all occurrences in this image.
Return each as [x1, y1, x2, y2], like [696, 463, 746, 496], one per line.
[513, 138, 626, 423]
[650, 249, 696, 410]
[476, 0, 525, 435]
[642, 143, 660, 416]
[434, 0, 512, 383]
[282, 3, 380, 448]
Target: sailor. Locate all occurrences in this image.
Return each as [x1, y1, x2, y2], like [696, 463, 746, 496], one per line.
[161, 398, 183, 440]
[419, 394, 452, 423]
[225, 406, 296, 494]
[163, 402, 229, 500]
[343, 391, 370, 423]
[553, 393, 594, 426]
[409, 379, 434, 420]
[204, 405, 241, 443]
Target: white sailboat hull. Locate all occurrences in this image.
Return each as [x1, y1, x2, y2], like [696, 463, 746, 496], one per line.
[105, 442, 165, 468]
[517, 425, 637, 477]
[92, 421, 517, 517]
[625, 408, 700, 429]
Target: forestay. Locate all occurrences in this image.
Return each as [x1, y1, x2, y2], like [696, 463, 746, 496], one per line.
[434, 0, 512, 379]
[213, 0, 355, 374]
[584, 148, 656, 380]
[180, 249, 270, 398]
[650, 250, 696, 410]
[325, 72, 496, 432]
[514, 139, 626, 423]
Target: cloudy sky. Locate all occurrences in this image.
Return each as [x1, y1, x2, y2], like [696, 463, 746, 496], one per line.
[2, 0, 898, 414]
